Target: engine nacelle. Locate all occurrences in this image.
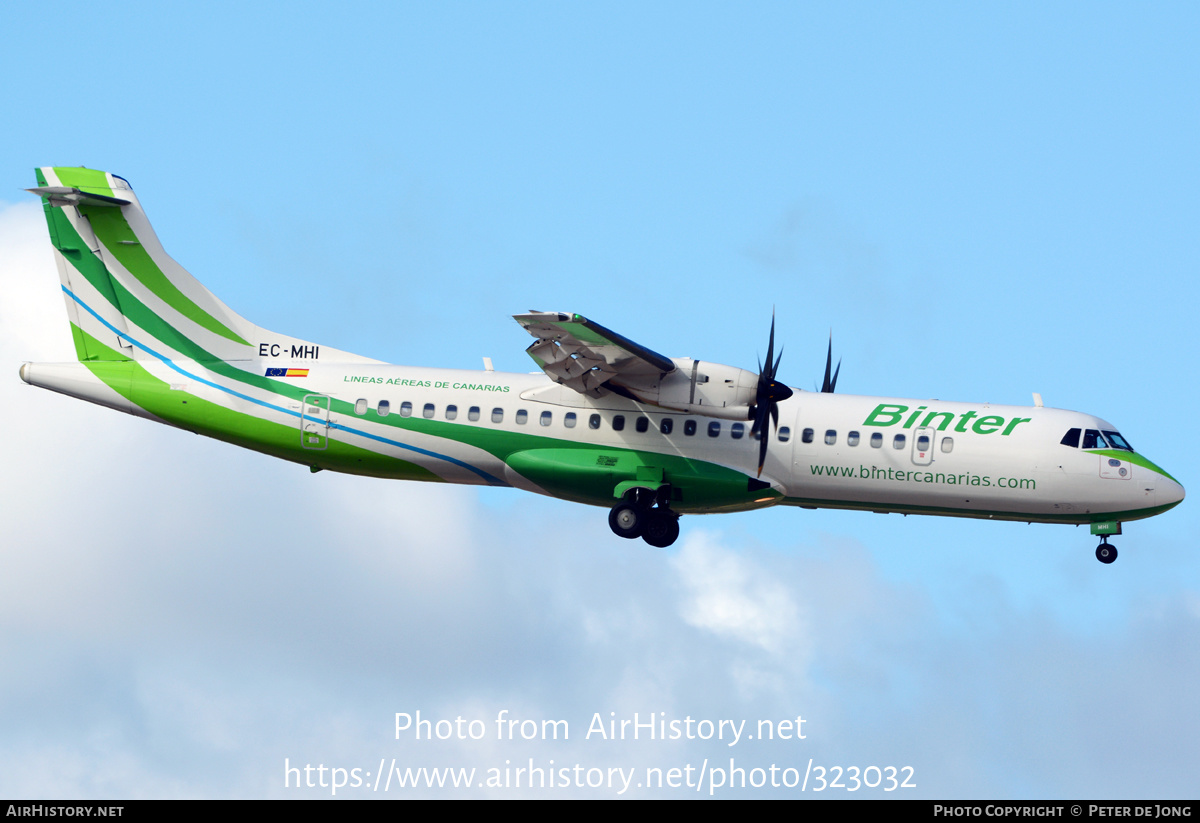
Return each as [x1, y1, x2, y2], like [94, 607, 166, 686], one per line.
[622, 358, 762, 420]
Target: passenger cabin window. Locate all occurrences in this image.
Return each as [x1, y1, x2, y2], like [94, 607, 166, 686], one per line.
[377, 400, 391, 417]
[612, 415, 625, 431]
[1061, 428, 1081, 448]
[354, 398, 368, 415]
[491, 408, 504, 423]
[870, 433, 883, 448]
[731, 422, 744, 440]
[893, 434, 906, 449]
[515, 409, 528, 425]
[847, 431, 860, 447]
[916, 434, 931, 452]
[589, 414, 601, 430]
[684, 420, 697, 436]
[941, 437, 954, 453]
[660, 418, 674, 435]
[468, 406, 481, 422]
[445, 404, 458, 420]
[636, 417, 649, 433]
[400, 401, 413, 417]
[564, 412, 577, 428]
[824, 429, 836, 445]
[708, 421, 721, 437]
[540, 411, 552, 426]
[423, 403, 435, 419]
[801, 428, 814, 444]
[778, 426, 791, 443]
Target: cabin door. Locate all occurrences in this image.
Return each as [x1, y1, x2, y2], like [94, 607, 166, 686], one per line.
[301, 394, 331, 450]
[911, 426, 935, 466]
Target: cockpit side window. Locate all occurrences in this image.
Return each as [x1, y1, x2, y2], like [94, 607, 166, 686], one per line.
[1103, 430, 1134, 451]
[1060, 428, 1081, 448]
[1081, 429, 1109, 449]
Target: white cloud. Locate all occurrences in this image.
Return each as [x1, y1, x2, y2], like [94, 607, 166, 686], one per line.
[672, 530, 804, 656]
[0, 201, 74, 362]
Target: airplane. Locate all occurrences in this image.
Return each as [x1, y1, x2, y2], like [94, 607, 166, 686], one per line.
[19, 167, 1184, 563]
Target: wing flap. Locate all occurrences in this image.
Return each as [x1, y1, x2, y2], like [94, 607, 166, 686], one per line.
[514, 311, 675, 395]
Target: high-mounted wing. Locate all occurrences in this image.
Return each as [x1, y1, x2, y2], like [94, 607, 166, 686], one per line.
[514, 312, 676, 395]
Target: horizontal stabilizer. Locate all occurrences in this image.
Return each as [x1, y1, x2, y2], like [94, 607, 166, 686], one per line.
[26, 186, 131, 208]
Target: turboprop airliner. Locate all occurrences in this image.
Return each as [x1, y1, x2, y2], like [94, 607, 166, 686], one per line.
[19, 167, 1184, 563]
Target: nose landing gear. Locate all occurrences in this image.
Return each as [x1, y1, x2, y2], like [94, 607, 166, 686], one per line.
[1090, 521, 1122, 564]
[608, 486, 680, 548]
[1095, 537, 1117, 564]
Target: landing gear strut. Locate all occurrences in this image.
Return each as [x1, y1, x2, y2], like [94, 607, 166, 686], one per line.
[608, 487, 680, 547]
[1095, 537, 1118, 564]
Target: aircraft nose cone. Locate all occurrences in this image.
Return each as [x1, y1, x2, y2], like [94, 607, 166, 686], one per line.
[1161, 476, 1186, 509]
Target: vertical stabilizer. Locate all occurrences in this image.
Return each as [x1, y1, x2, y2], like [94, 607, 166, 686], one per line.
[29, 167, 256, 363]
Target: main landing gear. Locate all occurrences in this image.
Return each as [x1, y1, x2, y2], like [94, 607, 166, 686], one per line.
[608, 487, 680, 548]
[1095, 537, 1118, 565]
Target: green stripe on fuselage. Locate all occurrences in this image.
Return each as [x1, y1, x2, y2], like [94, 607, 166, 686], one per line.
[53, 213, 771, 506]
[1091, 449, 1179, 484]
[71, 300, 768, 507]
[76, 328, 439, 481]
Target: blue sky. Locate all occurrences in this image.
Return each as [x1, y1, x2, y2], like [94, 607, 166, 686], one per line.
[2, 1, 1198, 798]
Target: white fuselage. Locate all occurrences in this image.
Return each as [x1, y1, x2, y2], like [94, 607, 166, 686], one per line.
[22, 354, 1183, 527]
[265, 362, 1178, 523]
[21, 350, 1180, 525]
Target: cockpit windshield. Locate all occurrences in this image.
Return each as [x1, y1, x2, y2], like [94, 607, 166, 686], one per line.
[1102, 430, 1134, 451]
[1063, 427, 1134, 451]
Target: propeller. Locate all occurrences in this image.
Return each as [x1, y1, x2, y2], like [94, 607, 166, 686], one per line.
[749, 313, 794, 476]
[821, 332, 841, 393]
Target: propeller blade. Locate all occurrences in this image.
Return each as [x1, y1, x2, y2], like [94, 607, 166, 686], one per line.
[763, 314, 777, 379]
[757, 424, 769, 476]
[821, 333, 841, 393]
[752, 312, 792, 476]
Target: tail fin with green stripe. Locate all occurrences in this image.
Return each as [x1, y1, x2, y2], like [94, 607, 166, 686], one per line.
[30, 166, 257, 362]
